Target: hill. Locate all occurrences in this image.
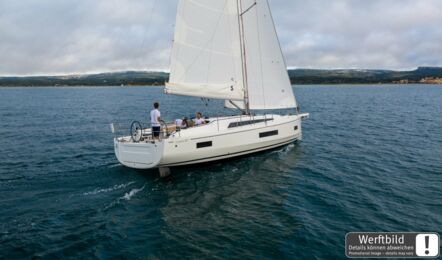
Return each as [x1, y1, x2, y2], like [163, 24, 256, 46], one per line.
[1, 67, 442, 86]
[289, 67, 442, 84]
[0, 71, 169, 87]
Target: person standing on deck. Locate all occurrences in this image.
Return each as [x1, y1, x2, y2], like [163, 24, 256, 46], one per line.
[150, 102, 161, 139]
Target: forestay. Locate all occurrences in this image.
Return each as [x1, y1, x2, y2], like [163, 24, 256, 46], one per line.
[165, 0, 245, 101]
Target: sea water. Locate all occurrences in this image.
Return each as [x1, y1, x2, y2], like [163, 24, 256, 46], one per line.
[0, 85, 441, 258]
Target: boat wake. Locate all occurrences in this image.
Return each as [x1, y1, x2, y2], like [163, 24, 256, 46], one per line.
[266, 143, 295, 157]
[279, 143, 295, 154]
[103, 183, 147, 211]
[122, 184, 146, 201]
[83, 181, 135, 196]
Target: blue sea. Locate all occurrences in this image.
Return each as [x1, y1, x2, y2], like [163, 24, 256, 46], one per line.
[0, 85, 441, 259]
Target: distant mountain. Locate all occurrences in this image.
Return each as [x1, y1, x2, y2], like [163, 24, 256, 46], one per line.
[1, 67, 442, 86]
[0, 71, 169, 87]
[288, 67, 442, 84]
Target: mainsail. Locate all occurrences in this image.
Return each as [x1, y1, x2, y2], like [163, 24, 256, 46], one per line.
[165, 0, 245, 101]
[166, 0, 297, 110]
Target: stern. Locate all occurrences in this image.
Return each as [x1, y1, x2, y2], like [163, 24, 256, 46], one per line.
[114, 138, 164, 169]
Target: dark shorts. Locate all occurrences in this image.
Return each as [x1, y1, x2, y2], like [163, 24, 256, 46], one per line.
[152, 126, 161, 137]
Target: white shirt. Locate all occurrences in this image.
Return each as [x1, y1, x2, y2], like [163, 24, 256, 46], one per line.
[150, 109, 161, 127]
[194, 118, 205, 126]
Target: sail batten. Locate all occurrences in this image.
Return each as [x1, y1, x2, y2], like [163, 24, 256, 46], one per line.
[174, 41, 239, 57]
[165, 82, 244, 101]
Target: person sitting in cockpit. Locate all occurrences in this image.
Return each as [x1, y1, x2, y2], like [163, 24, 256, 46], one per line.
[181, 117, 189, 128]
[175, 117, 189, 129]
[194, 112, 205, 126]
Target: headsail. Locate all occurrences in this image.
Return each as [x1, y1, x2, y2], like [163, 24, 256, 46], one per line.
[237, 0, 297, 110]
[166, 0, 245, 101]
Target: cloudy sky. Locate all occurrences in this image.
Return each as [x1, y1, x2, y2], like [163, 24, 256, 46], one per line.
[1, 0, 442, 76]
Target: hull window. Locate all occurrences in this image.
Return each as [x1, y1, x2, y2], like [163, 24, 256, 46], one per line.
[197, 141, 212, 149]
[294, 125, 298, 130]
[259, 130, 278, 138]
[228, 119, 273, 128]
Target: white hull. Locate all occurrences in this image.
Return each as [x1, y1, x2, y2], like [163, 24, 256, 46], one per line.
[114, 114, 308, 170]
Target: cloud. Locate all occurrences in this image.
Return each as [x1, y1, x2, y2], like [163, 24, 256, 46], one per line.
[0, 0, 441, 75]
[271, 0, 442, 69]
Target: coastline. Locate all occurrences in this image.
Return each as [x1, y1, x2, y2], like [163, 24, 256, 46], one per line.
[1, 67, 442, 87]
[1, 83, 441, 88]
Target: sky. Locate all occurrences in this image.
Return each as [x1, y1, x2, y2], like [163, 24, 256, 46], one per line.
[1, 0, 442, 76]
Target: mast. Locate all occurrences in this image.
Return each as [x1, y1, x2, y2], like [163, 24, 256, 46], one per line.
[237, 0, 251, 115]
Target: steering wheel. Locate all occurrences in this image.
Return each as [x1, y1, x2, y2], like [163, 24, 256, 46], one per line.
[130, 121, 143, 142]
[160, 120, 169, 137]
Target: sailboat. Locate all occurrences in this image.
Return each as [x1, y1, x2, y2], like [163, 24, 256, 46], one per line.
[113, 0, 309, 172]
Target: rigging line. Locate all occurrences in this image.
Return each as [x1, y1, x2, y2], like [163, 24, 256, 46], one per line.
[238, 0, 251, 114]
[255, 0, 266, 109]
[232, 0, 245, 109]
[240, 2, 257, 16]
[139, 0, 159, 70]
[229, 100, 246, 113]
[175, 0, 229, 83]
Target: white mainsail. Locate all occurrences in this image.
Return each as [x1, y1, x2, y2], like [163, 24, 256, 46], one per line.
[166, 0, 297, 110]
[165, 0, 245, 101]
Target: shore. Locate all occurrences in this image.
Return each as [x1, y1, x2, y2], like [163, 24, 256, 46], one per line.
[1, 83, 441, 88]
[1, 67, 442, 87]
